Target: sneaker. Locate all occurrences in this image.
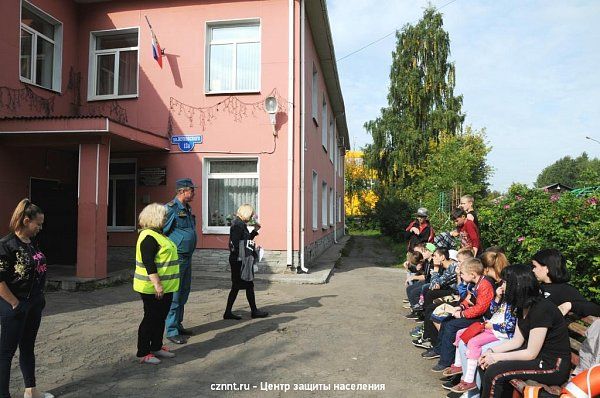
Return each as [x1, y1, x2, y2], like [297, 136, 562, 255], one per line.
[24, 392, 54, 398]
[443, 365, 463, 377]
[410, 326, 423, 338]
[402, 298, 410, 303]
[403, 303, 412, 309]
[442, 379, 459, 391]
[450, 381, 477, 393]
[412, 337, 432, 349]
[151, 346, 176, 358]
[139, 353, 161, 365]
[432, 363, 449, 372]
[421, 349, 440, 359]
[412, 303, 424, 311]
[405, 311, 419, 320]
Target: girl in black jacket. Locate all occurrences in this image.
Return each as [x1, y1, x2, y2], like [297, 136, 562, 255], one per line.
[223, 204, 268, 320]
[531, 249, 600, 317]
[0, 199, 53, 398]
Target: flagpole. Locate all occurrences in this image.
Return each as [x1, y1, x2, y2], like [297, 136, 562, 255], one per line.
[145, 15, 164, 55]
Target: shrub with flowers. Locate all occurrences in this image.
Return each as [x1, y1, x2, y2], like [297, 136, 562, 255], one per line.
[479, 184, 600, 302]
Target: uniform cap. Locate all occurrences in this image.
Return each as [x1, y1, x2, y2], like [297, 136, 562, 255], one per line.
[176, 178, 197, 189]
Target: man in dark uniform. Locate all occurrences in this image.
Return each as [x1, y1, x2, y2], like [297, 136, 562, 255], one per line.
[163, 178, 198, 344]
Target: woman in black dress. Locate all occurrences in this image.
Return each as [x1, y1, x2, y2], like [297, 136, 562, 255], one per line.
[223, 204, 268, 320]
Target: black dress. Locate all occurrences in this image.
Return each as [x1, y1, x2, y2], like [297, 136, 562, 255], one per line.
[228, 217, 258, 290]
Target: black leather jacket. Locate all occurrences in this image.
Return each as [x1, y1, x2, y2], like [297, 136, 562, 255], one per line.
[0, 233, 47, 298]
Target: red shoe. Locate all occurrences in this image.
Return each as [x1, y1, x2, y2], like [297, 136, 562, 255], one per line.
[443, 364, 463, 377]
[450, 381, 477, 393]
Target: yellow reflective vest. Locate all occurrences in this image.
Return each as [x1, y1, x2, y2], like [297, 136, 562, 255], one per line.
[134, 229, 180, 294]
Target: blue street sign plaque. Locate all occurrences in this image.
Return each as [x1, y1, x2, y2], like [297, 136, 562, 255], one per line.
[171, 135, 203, 152]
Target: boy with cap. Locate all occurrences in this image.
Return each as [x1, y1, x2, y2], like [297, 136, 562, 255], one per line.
[163, 178, 198, 344]
[403, 207, 434, 252]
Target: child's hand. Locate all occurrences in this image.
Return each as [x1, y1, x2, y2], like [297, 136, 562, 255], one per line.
[410, 227, 420, 235]
[452, 310, 462, 318]
[484, 321, 493, 330]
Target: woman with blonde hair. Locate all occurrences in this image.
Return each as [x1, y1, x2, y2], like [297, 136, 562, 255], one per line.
[223, 204, 268, 320]
[134, 203, 180, 365]
[0, 199, 53, 398]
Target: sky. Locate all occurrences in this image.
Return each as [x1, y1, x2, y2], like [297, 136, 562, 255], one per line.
[327, 0, 600, 192]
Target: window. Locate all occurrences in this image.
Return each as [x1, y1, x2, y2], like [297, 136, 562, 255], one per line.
[89, 28, 139, 100]
[108, 160, 136, 230]
[311, 64, 318, 122]
[204, 159, 258, 233]
[312, 171, 318, 230]
[322, 181, 328, 228]
[329, 187, 334, 225]
[329, 115, 334, 162]
[337, 195, 342, 223]
[321, 96, 328, 150]
[20, 1, 62, 91]
[207, 21, 260, 93]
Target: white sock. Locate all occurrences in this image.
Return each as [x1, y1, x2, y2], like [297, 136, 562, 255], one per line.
[453, 348, 462, 367]
[463, 358, 477, 383]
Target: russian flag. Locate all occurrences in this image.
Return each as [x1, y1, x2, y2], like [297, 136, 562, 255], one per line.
[151, 32, 162, 68]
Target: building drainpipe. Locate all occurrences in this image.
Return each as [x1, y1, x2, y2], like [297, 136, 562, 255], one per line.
[299, 0, 307, 272]
[286, 0, 295, 268]
[333, 116, 338, 244]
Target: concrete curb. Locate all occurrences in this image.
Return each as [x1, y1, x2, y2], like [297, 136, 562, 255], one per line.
[194, 235, 350, 285]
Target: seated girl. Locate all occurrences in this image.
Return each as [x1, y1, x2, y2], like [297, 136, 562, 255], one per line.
[531, 248, 600, 317]
[478, 264, 571, 398]
[446, 261, 516, 393]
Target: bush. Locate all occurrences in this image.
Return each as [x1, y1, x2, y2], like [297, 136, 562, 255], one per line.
[374, 195, 414, 242]
[479, 184, 599, 302]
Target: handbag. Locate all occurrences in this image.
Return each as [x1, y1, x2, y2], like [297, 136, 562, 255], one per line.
[431, 303, 455, 322]
[460, 322, 485, 344]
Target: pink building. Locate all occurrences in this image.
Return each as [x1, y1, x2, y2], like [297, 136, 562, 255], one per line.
[0, 0, 348, 281]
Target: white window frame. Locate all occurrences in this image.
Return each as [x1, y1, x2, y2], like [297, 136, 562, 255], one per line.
[312, 171, 318, 231]
[322, 181, 328, 229]
[337, 195, 342, 223]
[88, 27, 140, 101]
[311, 63, 318, 124]
[205, 18, 261, 94]
[19, 0, 63, 92]
[202, 157, 260, 235]
[108, 159, 137, 232]
[321, 96, 328, 151]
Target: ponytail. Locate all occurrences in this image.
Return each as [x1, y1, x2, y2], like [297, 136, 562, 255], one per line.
[9, 198, 43, 232]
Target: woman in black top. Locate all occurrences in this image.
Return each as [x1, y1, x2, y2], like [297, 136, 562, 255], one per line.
[223, 204, 268, 320]
[478, 265, 571, 398]
[531, 249, 600, 317]
[0, 199, 53, 398]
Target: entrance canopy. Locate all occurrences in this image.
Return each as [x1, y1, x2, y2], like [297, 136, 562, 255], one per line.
[0, 116, 170, 152]
[0, 116, 170, 279]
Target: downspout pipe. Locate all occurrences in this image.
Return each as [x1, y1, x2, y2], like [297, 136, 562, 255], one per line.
[286, 0, 294, 268]
[299, 0, 307, 272]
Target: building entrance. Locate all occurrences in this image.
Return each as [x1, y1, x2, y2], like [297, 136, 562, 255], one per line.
[30, 178, 78, 265]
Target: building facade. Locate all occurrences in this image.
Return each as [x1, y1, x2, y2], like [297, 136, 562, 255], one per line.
[0, 0, 348, 279]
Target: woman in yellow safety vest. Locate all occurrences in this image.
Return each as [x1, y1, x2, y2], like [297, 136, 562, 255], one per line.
[134, 203, 180, 365]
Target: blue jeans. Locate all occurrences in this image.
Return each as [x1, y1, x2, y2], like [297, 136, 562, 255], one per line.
[166, 255, 192, 337]
[407, 281, 425, 306]
[434, 317, 479, 367]
[0, 294, 45, 398]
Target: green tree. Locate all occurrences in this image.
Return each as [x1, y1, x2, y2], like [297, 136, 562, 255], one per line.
[535, 152, 600, 188]
[406, 127, 492, 228]
[364, 7, 464, 191]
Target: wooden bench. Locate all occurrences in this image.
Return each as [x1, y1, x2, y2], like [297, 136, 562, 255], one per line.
[510, 315, 598, 397]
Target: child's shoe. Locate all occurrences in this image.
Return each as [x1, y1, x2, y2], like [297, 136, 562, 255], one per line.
[450, 381, 477, 393]
[442, 364, 462, 377]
